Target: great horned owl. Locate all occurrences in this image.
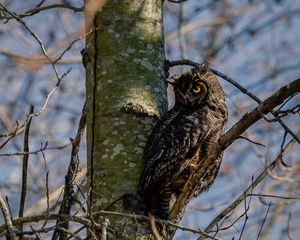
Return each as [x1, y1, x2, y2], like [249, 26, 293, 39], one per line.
[139, 69, 228, 220]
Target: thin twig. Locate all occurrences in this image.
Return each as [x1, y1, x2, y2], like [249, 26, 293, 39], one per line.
[40, 148, 50, 230]
[256, 202, 272, 240]
[205, 130, 300, 232]
[92, 210, 221, 240]
[29, 225, 43, 240]
[238, 193, 252, 240]
[19, 105, 34, 239]
[0, 3, 74, 118]
[0, 122, 24, 149]
[237, 136, 265, 147]
[248, 194, 300, 200]
[0, 214, 101, 233]
[52, 104, 86, 240]
[0, 4, 83, 19]
[0, 142, 72, 157]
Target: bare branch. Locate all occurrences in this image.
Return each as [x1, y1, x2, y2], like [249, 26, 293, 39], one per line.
[0, 193, 17, 240]
[0, 4, 83, 19]
[256, 202, 272, 240]
[205, 130, 300, 232]
[237, 136, 265, 147]
[52, 104, 86, 239]
[0, 214, 101, 233]
[0, 122, 24, 149]
[19, 105, 34, 239]
[248, 194, 300, 200]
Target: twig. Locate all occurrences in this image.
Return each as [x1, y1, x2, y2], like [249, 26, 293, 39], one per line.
[52, 104, 86, 240]
[0, 48, 81, 64]
[238, 193, 252, 240]
[40, 148, 50, 230]
[0, 142, 72, 157]
[29, 225, 42, 240]
[23, 167, 86, 217]
[101, 218, 110, 240]
[66, 226, 86, 240]
[92, 210, 221, 240]
[0, 214, 101, 233]
[53, 27, 100, 64]
[237, 136, 265, 147]
[19, 105, 34, 239]
[0, 4, 83, 19]
[205, 130, 300, 232]
[0, 122, 24, 149]
[0, 4, 59, 75]
[248, 194, 300, 200]
[0, 210, 220, 240]
[31, 67, 72, 118]
[42, 149, 50, 214]
[0, 193, 17, 240]
[210, 8, 300, 57]
[256, 202, 272, 240]
[0, 3, 74, 118]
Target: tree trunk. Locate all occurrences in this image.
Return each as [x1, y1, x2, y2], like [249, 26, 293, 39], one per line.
[85, 0, 166, 238]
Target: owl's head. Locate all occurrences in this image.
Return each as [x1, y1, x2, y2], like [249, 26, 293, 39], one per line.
[168, 70, 206, 107]
[168, 69, 225, 109]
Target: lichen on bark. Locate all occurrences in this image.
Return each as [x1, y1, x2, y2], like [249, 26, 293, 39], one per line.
[85, 0, 166, 237]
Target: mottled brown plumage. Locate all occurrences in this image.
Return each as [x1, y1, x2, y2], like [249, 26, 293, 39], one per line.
[139, 69, 228, 220]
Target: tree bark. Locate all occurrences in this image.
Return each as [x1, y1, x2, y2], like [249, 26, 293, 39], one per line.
[85, 0, 166, 238]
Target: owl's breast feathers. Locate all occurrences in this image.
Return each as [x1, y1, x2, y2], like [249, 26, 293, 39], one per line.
[138, 103, 226, 218]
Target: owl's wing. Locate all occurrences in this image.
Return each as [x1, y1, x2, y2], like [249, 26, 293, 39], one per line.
[140, 109, 208, 194]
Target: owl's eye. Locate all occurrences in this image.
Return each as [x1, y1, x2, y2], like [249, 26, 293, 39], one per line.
[192, 86, 201, 93]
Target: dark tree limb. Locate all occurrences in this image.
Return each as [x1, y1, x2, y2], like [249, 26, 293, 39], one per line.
[19, 105, 34, 239]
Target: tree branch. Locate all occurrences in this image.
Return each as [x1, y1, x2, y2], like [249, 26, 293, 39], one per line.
[0, 193, 17, 240]
[169, 78, 300, 223]
[52, 104, 86, 240]
[167, 59, 300, 144]
[19, 105, 34, 239]
[0, 4, 83, 19]
[205, 130, 300, 232]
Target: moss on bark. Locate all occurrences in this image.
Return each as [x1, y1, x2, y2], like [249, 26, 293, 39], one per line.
[85, 0, 166, 238]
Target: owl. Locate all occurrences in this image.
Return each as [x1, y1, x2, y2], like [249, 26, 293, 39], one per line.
[138, 69, 228, 220]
